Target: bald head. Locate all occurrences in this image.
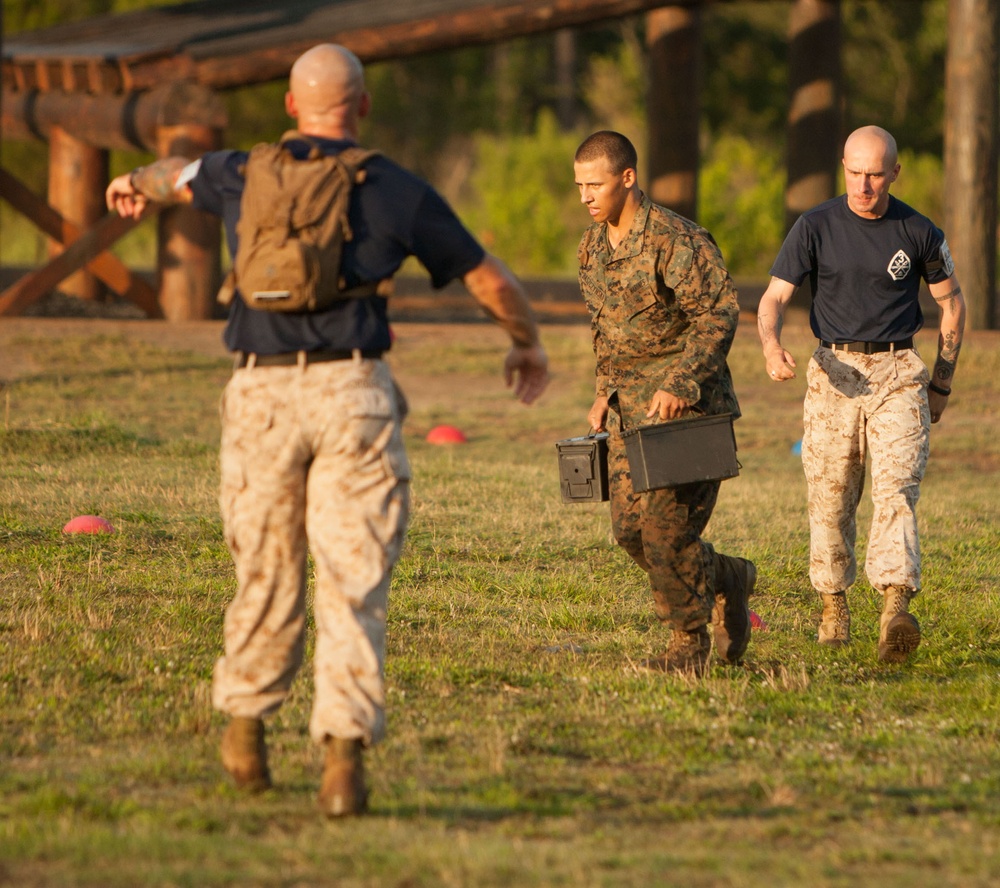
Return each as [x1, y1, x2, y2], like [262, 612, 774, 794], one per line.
[842, 125, 900, 218]
[844, 125, 898, 168]
[286, 44, 368, 138]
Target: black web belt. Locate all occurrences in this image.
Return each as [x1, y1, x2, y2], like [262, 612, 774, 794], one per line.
[234, 349, 384, 368]
[819, 337, 913, 354]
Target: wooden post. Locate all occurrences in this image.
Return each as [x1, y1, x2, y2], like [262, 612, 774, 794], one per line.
[47, 126, 109, 302]
[0, 168, 161, 317]
[945, 0, 999, 330]
[646, 6, 701, 221]
[554, 28, 577, 131]
[155, 123, 223, 321]
[785, 0, 842, 233]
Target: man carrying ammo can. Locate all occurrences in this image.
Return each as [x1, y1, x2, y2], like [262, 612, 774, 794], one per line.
[572, 130, 755, 676]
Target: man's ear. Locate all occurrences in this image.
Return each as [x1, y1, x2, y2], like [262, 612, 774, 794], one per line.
[285, 91, 298, 119]
[358, 90, 372, 120]
[622, 167, 637, 188]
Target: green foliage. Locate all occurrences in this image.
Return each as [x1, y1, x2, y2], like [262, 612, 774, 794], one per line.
[841, 0, 950, 154]
[579, 22, 648, 167]
[0, 0, 961, 281]
[3, 0, 187, 32]
[362, 47, 500, 177]
[220, 81, 289, 151]
[700, 134, 786, 276]
[459, 109, 584, 277]
[702, 1, 790, 145]
[892, 149, 944, 224]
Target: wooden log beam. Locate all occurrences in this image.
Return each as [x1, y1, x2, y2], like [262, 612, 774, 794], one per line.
[944, 0, 999, 330]
[1, 81, 227, 151]
[0, 209, 161, 317]
[0, 166, 160, 314]
[143, 0, 705, 91]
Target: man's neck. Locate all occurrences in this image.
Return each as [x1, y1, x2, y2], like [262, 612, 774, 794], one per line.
[606, 192, 642, 251]
[295, 116, 358, 142]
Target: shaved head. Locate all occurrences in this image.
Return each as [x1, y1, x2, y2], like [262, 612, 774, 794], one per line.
[286, 44, 369, 137]
[842, 125, 900, 218]
[290, 44, 365, 113]
[844, 125, 898, 169]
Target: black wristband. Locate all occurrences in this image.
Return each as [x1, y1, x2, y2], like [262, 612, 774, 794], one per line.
[928, 382, 951, 397]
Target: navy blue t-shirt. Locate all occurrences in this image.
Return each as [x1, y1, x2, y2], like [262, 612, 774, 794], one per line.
[770, 195, 953, 342]
[188, 137, 486, 354]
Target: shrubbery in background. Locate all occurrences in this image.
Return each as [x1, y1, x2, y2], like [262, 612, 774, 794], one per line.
[700, 135, 786, 277]
[0, 0, 954, 279]
[457, 110, 584, 277]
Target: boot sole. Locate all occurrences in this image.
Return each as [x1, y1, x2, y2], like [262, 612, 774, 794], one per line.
[878, 613, 921, 663]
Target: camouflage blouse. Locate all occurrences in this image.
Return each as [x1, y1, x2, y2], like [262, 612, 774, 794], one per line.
[577, 193, 741, 428]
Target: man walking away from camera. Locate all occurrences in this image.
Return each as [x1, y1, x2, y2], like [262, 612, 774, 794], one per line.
[573, 130, 755, 677]
[107, 43, 549, 816]
[757, 125, 965, 663]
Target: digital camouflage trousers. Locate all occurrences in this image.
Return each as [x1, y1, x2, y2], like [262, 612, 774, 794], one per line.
[212, 355, 410, 746]
[802, 345, 930, 595]
[606, 410, 734, 632]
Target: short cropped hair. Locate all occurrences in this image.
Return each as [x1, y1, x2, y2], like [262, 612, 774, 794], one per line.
[575, 131, 638, 175]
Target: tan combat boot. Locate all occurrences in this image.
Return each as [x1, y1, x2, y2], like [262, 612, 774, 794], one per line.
[640, 626, 712, 677]
[220, 716, 272, 792]
[318, 736, 368, 818]
[878, 586, 921, 663]
[817, 592, 850, 647]
[712, 557, 756, 664]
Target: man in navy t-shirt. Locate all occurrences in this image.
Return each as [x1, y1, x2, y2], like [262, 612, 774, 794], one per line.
[756, 125, 965, 664]
[107, 43, 549, 817]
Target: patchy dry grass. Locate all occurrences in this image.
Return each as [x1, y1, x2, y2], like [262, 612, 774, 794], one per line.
[1, 316, 999, 886]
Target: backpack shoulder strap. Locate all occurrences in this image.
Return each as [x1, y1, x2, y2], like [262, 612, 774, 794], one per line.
[334, 146, 381, 183]
[277, 129, 323, 159]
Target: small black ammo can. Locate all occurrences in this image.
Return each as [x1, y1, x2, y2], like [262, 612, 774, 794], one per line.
[622, 413, 739, 492]
[555, 432, 610, 503]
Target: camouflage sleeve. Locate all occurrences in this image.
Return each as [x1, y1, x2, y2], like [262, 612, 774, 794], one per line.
[593, 324, 611, 396]
[578, 228, 611, 396]
[657, 234, 739, 403]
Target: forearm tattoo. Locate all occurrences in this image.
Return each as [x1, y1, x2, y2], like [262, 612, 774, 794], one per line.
[928, 285, 964, 386]
[131, 158, 189, 203]
[932, 330, 962, 388]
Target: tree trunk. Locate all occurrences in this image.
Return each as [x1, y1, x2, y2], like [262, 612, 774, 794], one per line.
[646, 5, 702, 221]
[944, 0, 999, 330]
[785, 0, 842, 233]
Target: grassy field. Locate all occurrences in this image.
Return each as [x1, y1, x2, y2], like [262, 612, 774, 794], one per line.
[1, 313, 1000, 887]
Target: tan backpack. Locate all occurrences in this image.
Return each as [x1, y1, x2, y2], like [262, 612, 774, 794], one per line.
[218, 131, 388, 312]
